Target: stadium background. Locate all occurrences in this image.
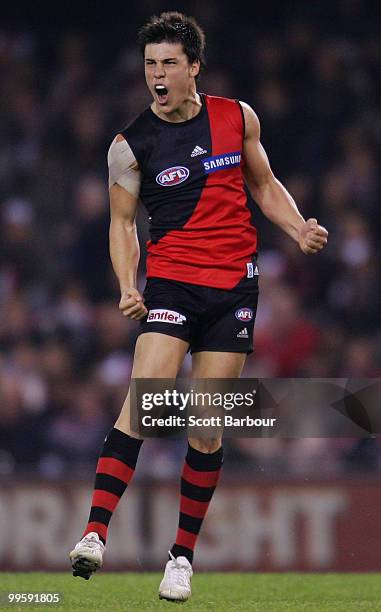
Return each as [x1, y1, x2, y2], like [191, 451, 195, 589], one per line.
[0, 0, 380, 571]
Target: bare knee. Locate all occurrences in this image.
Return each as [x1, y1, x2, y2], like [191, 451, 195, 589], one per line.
[188, 437, 222, 453]
[114, 417, 144, 440]
[114, 391, 144, 439]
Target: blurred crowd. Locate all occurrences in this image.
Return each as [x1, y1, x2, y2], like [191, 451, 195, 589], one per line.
[0, 1, 380, 478]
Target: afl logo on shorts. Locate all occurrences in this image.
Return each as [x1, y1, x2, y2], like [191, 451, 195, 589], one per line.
[156, 166, 190, 187]
[235, 307, 253, 322]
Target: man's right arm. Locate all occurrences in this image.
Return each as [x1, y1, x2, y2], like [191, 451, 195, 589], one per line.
[108, 134, 147, 320]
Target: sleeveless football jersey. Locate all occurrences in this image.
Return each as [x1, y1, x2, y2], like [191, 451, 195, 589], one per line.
[121, 94, 258, 290]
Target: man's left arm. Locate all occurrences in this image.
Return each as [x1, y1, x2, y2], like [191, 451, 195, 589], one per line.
[240, 101, 328, 254]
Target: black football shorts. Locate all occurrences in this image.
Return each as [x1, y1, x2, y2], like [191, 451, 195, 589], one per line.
[137, 276, 259, 354]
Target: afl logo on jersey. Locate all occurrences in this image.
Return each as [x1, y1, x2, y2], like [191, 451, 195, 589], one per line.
[156, 166, 190, 187]
[235, 307, 253, 322]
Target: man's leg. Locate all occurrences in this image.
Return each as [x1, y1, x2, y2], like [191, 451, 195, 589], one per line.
[173, 351, 245, 560]
[71, 333, 189, 578]
[159, 351, 245, 600]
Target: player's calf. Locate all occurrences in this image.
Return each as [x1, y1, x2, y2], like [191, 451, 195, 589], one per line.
[70, 428, 143, 579]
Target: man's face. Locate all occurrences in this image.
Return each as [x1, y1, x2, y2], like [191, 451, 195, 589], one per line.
[144, 42, 200, 114]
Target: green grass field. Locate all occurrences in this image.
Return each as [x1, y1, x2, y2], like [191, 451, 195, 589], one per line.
[0, 573, 380, 611]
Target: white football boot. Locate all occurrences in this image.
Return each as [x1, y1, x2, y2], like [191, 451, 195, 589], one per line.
[70, 532, 105, 580]
[159, 552, 193, 601]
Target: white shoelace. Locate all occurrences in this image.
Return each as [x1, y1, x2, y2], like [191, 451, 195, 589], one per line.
[81, 535, 103, 550]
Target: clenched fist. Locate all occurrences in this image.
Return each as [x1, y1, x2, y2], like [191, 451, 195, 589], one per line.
[119, 288, 148, 320]
[299, 218, 328, 255]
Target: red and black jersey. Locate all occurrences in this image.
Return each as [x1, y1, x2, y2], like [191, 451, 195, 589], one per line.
[121, 93, 258, 291]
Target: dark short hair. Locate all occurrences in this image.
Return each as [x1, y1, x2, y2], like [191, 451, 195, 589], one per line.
[138, 11, 206, 77]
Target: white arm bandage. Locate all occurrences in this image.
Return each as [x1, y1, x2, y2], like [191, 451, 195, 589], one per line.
[107, 136, 142, 198]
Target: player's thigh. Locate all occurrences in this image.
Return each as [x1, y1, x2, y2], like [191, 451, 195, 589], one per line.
[188, 351, 244, 451]
[192, 350, 246, 378]
[115, 332, 189, 436]
[132, 332, 189, 377]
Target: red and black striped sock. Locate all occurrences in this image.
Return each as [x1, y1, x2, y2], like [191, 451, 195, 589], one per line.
[83, 427, 143, 545]
[170, 443, 223, 564]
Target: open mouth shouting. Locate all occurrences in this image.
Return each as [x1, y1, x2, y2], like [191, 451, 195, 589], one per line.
[154, 84, 169, 105]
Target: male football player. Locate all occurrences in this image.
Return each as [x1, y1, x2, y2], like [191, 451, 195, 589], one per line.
[70, 11, 328, 601]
